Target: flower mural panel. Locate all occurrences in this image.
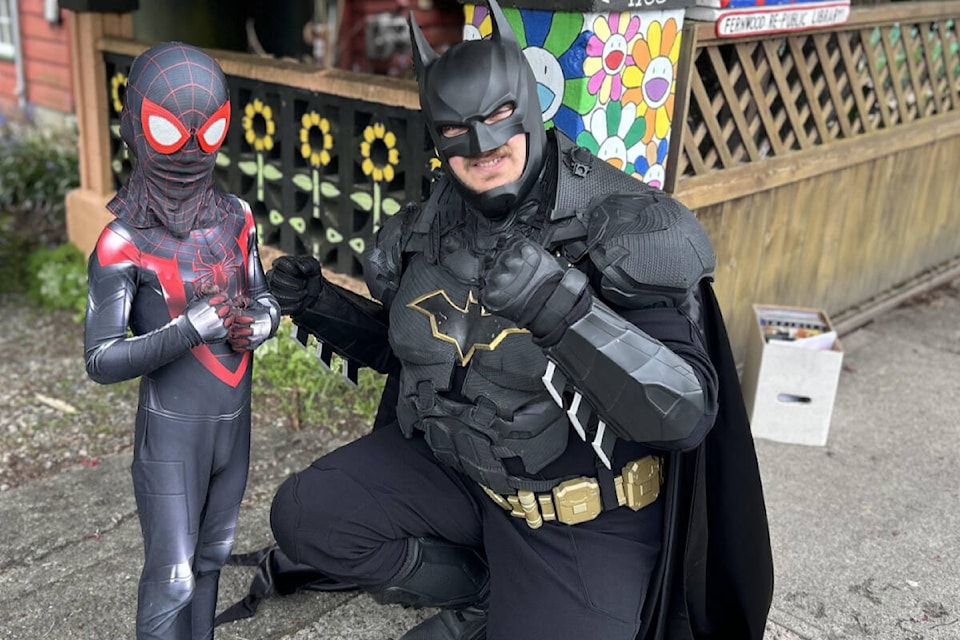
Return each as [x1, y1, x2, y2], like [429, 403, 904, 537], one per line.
[463, 4, 684, 185]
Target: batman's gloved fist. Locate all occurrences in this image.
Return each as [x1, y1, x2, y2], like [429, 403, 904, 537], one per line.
[266, 255, 324, 317]
[480, 237, 592, 346]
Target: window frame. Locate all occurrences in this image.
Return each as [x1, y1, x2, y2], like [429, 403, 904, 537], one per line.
[0, 0, 17, 60]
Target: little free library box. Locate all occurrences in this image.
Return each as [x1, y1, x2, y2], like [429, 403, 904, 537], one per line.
[740, 304, 844, 446]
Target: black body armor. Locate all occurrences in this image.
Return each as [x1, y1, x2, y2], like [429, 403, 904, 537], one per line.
[354, 130, 718, 494]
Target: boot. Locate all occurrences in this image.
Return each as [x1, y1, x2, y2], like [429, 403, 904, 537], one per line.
[401, 602, 487, 640]
[370, 537, 488, 640]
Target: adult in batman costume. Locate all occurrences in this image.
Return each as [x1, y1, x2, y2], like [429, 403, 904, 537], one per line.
[263, 2, 773, 638]
[83, 42, 280, 640]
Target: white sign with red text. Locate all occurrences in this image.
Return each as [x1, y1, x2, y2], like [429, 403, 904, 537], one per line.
[693, 2, 851, 38]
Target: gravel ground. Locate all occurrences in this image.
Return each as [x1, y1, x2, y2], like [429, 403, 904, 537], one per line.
[1, 294, 133, 490]
[0, 291, 369, 496]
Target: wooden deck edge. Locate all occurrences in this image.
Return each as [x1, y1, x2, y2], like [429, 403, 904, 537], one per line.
[98, 36, 421, 110]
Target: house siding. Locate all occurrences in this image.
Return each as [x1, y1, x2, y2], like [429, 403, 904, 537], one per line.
[0, 0, 73, 115]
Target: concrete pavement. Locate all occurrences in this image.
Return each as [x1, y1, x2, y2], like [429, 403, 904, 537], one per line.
[1, 278, 958, 639]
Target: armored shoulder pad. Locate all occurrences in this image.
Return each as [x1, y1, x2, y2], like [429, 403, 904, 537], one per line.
[584, 191, 715, 304]
[363, 202, 418, 308]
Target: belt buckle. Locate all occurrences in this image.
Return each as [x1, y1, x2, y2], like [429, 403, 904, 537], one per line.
[552, 477, 603, 525]
[622, 456, 661, 511]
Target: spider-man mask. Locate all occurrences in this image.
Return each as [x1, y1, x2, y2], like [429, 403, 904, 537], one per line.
[114, 42, 231, 236]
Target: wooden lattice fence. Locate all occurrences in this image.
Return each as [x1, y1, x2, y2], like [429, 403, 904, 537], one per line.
[668, 3, 960, 198]
[667, 2, 960, 362]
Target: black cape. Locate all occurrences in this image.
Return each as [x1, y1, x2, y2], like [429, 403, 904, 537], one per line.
[639, 281, 774, 640]
[217, 282, 774, 638]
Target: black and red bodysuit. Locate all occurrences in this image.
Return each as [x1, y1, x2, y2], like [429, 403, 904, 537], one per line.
[83, 42, 279, 640]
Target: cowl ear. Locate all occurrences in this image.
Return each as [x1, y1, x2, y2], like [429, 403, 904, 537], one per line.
[408, 11, 438, 79]
[487, 0, 518, 47]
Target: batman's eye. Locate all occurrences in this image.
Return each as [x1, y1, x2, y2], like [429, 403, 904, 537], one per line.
[198, 101, 231, 153]
[440, 124, 468, 138]
[141, 98, 189, 154]
[439, 103, 514, 139]
[485, 103, 515, 124]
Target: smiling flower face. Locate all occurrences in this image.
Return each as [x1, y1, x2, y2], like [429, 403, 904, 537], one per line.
[634, 137, 669, 189]
[583, 13, 642, 105]
[576, 100, 646, 175]
[623, 18, 681, 143]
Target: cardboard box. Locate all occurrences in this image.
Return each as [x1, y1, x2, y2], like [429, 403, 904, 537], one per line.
[740, 304, 843, 446]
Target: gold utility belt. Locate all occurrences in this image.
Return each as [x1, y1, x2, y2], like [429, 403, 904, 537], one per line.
[481, 455, 662, 529]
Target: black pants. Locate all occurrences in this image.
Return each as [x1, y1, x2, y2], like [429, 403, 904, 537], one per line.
[132, 405, 250, 640]
[270, 424, 662, 640]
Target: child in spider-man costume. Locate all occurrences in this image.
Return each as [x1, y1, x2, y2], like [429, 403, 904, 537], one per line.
[83, 42, 279, 640]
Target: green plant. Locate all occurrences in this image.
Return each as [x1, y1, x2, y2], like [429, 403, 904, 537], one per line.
[26, 243, 88, 321]
[0, 126, 79, 230]
[0, 118, 81, 294]
[254, 319, 386, 432]
[0, 212, 37, 293]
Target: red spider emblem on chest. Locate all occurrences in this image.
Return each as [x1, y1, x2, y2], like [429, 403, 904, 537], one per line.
[192, 252, 240, 295]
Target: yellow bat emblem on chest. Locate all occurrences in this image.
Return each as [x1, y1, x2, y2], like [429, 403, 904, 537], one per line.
[408, 290, 529, 366]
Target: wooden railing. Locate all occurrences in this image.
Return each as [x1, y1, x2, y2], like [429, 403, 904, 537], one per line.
[100, 38, 432, 277]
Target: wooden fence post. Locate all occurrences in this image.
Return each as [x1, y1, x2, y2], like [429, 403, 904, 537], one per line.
[64, 10, 132, 256]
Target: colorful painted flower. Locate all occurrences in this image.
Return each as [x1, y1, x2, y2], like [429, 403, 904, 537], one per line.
[110, 72, 127, 114]
[623, 18, 681, 143]
[517, 9, 589, 128]
[360, 122, 399, 183]
[575, 100, 646, 176]
[583, 13, 642, 105]
[463, 3, 493, 40]
[468, 6, 591, 137]
[242, 98, 276, 152]
[633, 138, 670, 189]
[299, 111, 333, 167]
